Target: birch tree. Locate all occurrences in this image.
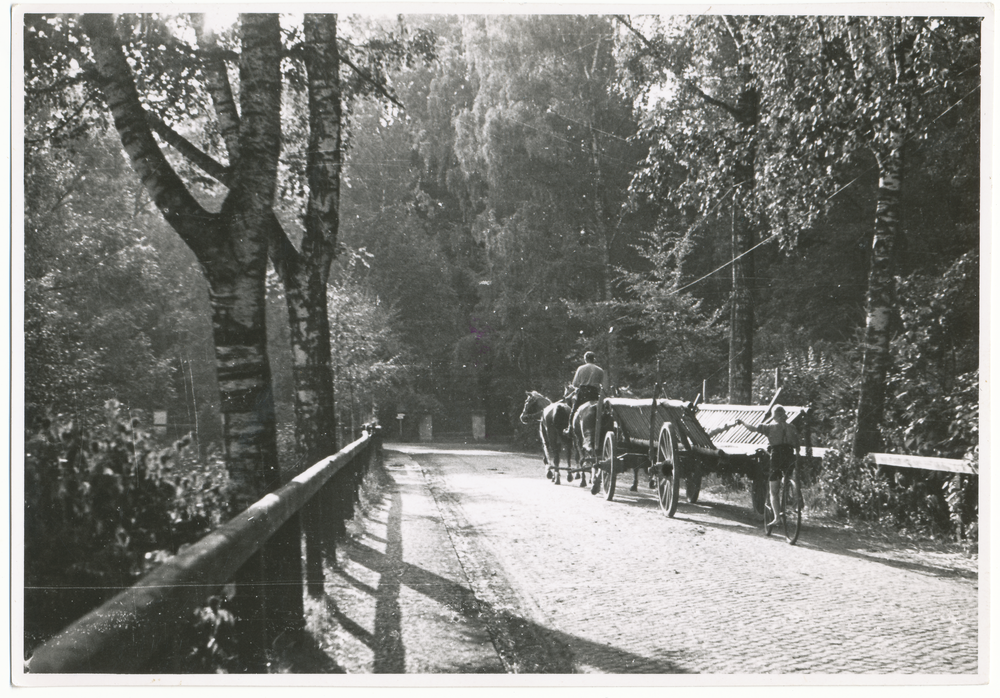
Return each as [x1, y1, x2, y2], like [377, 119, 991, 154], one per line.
[82, 12, 283, 510]
[811, 16, 981, 456]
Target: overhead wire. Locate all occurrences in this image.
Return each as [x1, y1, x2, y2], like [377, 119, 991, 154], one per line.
[614, 15, 981, 294]
[664, 77, 981, 295]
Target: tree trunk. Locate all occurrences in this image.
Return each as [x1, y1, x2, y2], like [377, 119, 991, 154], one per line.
[292, 13, 341, 464]
[268, 14, 342, 605]
[82, 12, 290, 666]
[195, 10, 344, 611]
[727, 84, 758, 405]
[83, 12, 282, 507]
[852, 129, 905, 457]
[728, 197, 755, 405]
[198, 14, 341, 471]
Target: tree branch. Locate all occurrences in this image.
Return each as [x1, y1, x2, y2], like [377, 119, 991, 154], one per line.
[193, 14, 241, 161]
[614, 14, 739, 118]
[81, 13, 213, 251]
[25, 70, 93, 97]
[25, 93, 97, 144]
[340, 53, 404, 109]
[146, 114, 306, 277]
[146, 112, 233, 186]
[45, 168, 89, 218]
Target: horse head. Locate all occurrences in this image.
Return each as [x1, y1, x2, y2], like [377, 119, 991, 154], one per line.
[519, 391, 549, 424]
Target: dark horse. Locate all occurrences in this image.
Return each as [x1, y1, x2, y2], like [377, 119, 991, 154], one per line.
[519, 391, 587, 487]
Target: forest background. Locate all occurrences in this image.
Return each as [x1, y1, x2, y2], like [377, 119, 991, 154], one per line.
[16, 10, 983, 651]
[22, 12, 981, 448]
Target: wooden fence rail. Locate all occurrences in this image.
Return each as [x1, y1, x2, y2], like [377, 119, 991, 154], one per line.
[26, 427, 382, 674]
[870, 452, 978, 475]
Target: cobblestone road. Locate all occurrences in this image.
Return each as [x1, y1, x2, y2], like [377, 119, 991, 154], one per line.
[393, 444, 980, 676]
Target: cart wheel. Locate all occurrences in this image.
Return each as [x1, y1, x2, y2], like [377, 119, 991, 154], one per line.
[751, 477, 766, 514]
[655, 424, 680, 517]
[601, 431, 617, 501]
[686, 467, 702, 503]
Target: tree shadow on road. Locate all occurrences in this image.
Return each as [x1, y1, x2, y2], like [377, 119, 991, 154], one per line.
[608, 487, 976, 581]
[327, 473, 691, 674]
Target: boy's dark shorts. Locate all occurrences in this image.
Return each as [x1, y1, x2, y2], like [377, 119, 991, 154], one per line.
[768, 444, 796, 480]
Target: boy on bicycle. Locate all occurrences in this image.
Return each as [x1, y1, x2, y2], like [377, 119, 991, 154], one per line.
[737, 405, 800, 526]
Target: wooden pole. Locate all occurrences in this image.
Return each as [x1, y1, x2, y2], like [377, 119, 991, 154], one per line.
[649, 383, 659, 467]
[763, 386, 783, 421]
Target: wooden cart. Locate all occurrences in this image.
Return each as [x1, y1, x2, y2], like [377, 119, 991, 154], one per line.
[593, 385, 769, 517]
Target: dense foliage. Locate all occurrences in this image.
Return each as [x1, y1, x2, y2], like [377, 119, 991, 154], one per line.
[818, 450, 977, 546]
[24, 402, 231, 650]
[24, 131, 219, 434]
[885, 251, 979, 460]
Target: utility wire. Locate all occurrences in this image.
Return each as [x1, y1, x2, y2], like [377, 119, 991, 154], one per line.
[664, 78, 981, 295]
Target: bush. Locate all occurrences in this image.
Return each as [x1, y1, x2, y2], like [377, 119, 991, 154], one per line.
[24, 400, 231, 652]
[818, 448, 978, 546]
[884, 251, 978, 459]
[817, 449, 892, 520]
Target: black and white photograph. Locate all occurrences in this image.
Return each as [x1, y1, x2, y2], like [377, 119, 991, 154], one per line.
[10, 1, 990, 687]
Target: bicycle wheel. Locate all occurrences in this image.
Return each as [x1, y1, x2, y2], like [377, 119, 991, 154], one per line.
[782, 473, 802, 545]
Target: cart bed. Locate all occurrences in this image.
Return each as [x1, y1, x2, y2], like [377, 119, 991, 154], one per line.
[606, 398, 717, 451]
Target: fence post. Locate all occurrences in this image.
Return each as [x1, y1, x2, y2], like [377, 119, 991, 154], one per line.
[304, 495, 325, 597]
[231, 552, 269, 670]
[229, 520, 305, 667]
[320, 421, 341, 572]
[266, 514, 305, 636]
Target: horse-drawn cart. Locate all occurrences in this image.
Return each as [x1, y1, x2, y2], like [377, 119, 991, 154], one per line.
[594, 386, 769, 517]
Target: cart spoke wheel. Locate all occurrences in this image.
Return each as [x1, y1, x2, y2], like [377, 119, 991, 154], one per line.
[655, 424, 680, 517]
[783, 474, 802, 545]
[751, 476, 767, 515]
[601, 432, 617, 501]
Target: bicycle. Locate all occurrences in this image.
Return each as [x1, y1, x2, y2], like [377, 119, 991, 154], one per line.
[763, 461, 802, 544]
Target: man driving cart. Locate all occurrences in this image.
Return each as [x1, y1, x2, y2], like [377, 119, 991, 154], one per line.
[563, 351, 608, 436]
